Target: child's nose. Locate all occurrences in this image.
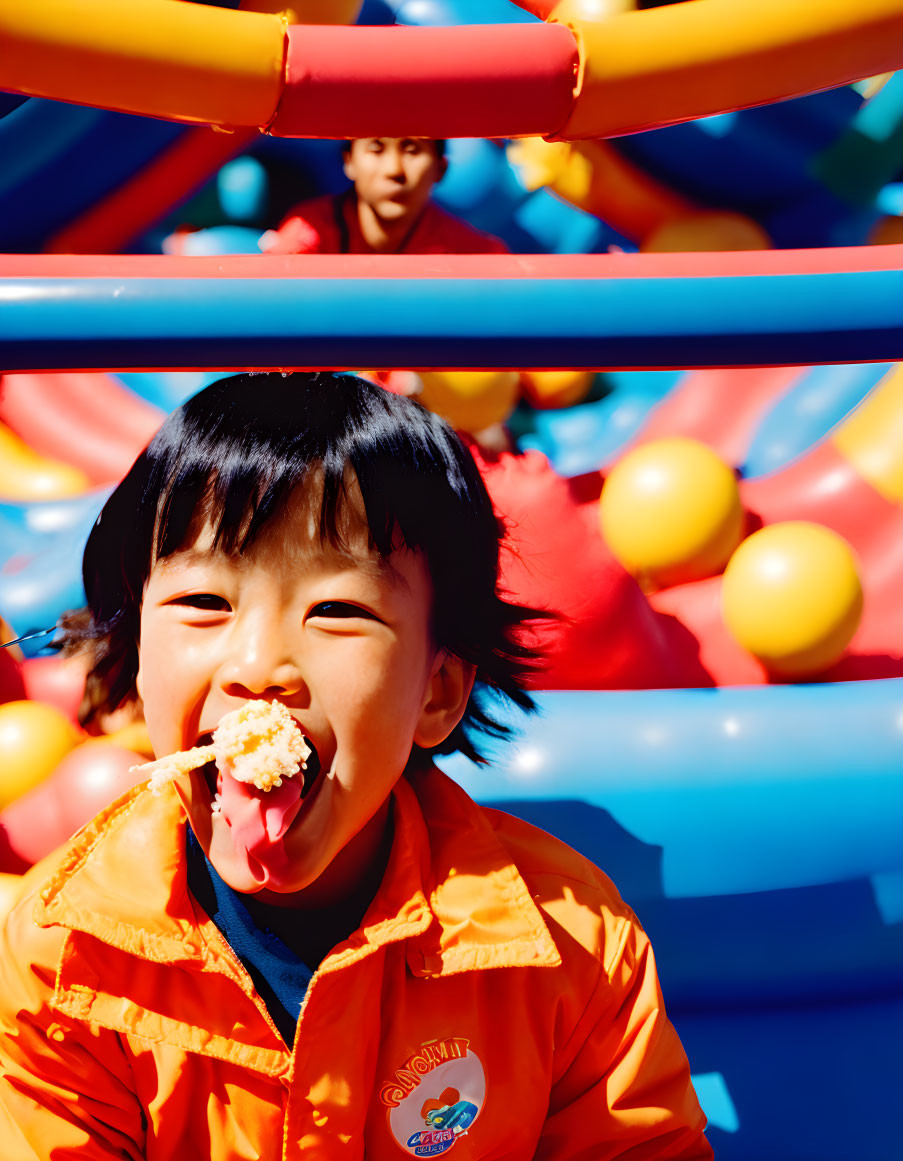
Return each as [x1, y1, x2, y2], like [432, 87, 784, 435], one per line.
[218, 637, 308, 702]
[383, 148, 406, 178]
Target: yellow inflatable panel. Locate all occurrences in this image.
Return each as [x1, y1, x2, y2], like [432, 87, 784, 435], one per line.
[833, 363, 903, 505]
[0, 0, 286, 128]
[508, 136, 693, 242]
[550, 0, 903, 139]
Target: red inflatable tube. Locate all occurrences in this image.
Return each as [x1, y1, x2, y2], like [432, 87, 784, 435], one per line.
[0, 373, 163, 484]
[270, 23, 578, 139]
[626, 366, 803, 469]
[5, 245, 903, 282]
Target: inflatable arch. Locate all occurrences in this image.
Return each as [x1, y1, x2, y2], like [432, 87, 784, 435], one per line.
[2, 0, 903, 140]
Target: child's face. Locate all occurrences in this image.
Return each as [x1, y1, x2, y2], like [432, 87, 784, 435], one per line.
[343, 137, 445, 226]
[137, 483, 470, 900]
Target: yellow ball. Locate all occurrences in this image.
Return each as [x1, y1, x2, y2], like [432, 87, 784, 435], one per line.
[0, 700, 81, 810]
[521, 369, 595, 410]
[417, 371, 520, 433]
[599, 437, 744, 587]
[722, 522, 863, 678]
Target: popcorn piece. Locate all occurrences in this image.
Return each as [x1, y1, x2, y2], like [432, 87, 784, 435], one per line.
[212, 701, 310, 791]
[133, 700, 310, 795]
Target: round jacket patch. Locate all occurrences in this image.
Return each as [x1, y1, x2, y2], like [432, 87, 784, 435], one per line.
[381, 1038, 485, 1157]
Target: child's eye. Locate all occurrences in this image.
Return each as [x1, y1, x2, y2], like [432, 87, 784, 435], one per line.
[174, 593, 231, 611]
[308, 601, 376, 621]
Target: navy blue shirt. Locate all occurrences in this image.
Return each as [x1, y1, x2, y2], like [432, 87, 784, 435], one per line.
[186, 829, 313, 1046]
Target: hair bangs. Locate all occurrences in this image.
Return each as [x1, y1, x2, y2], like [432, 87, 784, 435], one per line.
[67, 372, 546, 762]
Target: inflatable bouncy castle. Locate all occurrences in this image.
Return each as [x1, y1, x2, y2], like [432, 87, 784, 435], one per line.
[1, 0, 903, 1155]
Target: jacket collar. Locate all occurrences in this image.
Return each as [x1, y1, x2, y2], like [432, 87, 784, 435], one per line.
[35, 783, 205, 965]
[34, 769, 561, 978]
[400, 770, 561, 978]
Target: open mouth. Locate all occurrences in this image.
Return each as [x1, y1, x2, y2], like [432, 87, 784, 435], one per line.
[196, 730, 323, 807]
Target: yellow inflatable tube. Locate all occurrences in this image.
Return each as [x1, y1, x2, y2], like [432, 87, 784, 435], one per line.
[0, 0, 286, 128]
[508, 136, 694, 243]
[549, 0, 903, 139]
[833, 363, 903, 506]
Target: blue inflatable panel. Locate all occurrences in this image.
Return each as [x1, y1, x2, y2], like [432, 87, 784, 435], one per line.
[0, 94, 28, 119]
[0, 492, 107, 651]
[520, 370, 682, 473]
[0, 100, 184, 251]
[433, 137, 536, 243]
[677, 997, 902, 1161]
[438, 683, 903, 898]
[615, 88, 861, 211]
[763, 184, 865, 250]
[0, 539, 88, 654]
[115, 371, 225, 412]
[742, 361, 893, 476]
[439, 684, 903, 1159]
[514, 188, 622, 254]
[3, 271, 902, 369]
[0, 492, 107, 556]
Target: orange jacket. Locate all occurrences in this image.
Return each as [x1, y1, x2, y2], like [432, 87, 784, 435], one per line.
[0, 768, 711, 1161]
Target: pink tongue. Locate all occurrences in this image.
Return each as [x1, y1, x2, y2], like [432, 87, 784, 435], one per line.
[217, 766, 303, 861]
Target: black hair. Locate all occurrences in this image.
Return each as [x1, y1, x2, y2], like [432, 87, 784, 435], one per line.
[67, 373, 541, 763]
[342, 138, 447, 161]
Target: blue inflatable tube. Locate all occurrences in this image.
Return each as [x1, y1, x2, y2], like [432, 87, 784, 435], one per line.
[439, 681, 903, 899]
[3, 271, 903, 369]
[742, 361, 893, 475]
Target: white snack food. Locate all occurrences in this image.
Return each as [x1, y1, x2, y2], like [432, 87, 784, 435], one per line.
[133, 700, 310, 795]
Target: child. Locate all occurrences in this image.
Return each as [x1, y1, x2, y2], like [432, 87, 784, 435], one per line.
[0, 374, 712, 1159]
[260, 138, 508, 256]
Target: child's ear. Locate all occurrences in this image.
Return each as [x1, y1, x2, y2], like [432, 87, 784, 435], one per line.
[342, 151, 357, 183]
[413, 650, 476, 750]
